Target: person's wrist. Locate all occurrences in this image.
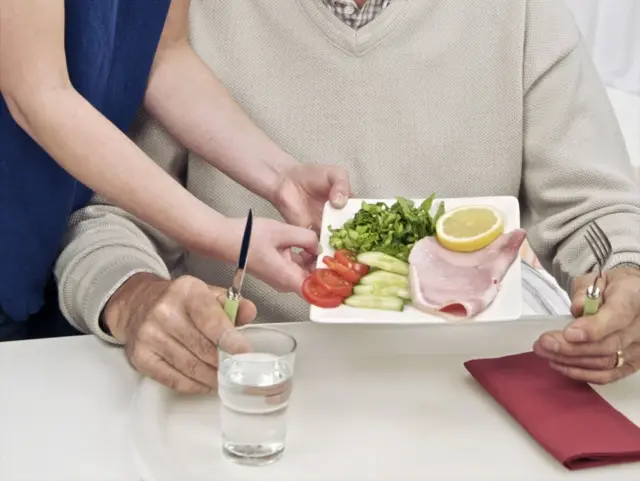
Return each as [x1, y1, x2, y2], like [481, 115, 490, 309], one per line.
[196, 215, 247, 265]
[179, 208, 240, 263]
[104, 273, 169, 342]
[265, 154, 297, 206]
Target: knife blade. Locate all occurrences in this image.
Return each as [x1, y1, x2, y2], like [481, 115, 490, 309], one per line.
[223, 209, 253, 324]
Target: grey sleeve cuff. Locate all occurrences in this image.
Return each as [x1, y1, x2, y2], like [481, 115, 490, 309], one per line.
[57, 254, 170, 345]
[611, 262, 640, 270]
[551, 212, 640, 293]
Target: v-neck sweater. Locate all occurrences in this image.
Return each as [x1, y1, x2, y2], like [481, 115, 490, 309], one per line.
[55, 0, 640, 338]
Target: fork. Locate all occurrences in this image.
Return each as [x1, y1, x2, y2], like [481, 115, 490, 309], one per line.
[583, 221, 612, 316]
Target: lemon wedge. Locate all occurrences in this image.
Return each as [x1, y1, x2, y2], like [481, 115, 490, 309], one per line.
[435, 205, 504, 252]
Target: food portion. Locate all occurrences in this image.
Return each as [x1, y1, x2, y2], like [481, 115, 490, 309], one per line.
[409, 229, 526, 319]
[307, 196, 526, 321]
[435, 205, 504, 253]
[301, 247, 411, 312]
[302, 275, 344, 309]
[328, 196, 445, 262]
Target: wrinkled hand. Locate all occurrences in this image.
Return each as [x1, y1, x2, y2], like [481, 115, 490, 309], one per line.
[228, 216, 319, 294]
[273, 163, 351, 232]
[104, 273, 256, 393]
[533, 267, 640, 384]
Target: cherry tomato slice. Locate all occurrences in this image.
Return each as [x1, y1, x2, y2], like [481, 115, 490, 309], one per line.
[322, 256, 362, 284]
[335, 249, 370, 276]
[313, 267, 354, 297]
[301, 276, 344, 308]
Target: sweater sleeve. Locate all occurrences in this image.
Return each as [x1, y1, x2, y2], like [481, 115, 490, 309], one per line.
[521, 0, 640, 293]
[54, 112, 187, 344]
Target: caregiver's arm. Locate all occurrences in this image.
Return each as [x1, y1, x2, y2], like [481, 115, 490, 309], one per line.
[0, 0, 226, 255]
[143, 0, 297, 204]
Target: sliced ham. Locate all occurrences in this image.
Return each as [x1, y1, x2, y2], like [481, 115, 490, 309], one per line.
[408, 229, 527, 319]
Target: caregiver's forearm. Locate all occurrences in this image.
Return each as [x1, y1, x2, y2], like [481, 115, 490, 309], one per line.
[144, 43, 297, 203]
[5, 85, 227, 254]
[0, 0, 241, 260]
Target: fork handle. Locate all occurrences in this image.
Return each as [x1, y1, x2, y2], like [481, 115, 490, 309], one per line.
[583, 295, 600, 316]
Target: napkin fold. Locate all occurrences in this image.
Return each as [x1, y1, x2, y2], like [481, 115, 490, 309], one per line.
[464, 352, 640, 470]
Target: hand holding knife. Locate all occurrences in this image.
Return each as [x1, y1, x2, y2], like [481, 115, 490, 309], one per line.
[223, 209, 253, 325]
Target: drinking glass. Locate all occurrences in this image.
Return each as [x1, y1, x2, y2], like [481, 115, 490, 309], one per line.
[217, 325, 297, 466]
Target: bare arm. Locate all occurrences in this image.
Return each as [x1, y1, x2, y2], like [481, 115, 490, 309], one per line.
[0, 0, 229, 256]
[144, 0, 297, 204]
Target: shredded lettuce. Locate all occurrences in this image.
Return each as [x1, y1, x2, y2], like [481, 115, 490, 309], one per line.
[328, 195, 445, 261]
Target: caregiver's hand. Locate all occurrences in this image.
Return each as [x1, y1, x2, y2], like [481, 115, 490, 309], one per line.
[273, 163, 351, 233]
[104, 273, 256, 393]
[533, 267, 640, 384]
[225, 216, 319, 294]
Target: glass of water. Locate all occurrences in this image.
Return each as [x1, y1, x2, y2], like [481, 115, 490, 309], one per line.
[217, 325, 297, 466]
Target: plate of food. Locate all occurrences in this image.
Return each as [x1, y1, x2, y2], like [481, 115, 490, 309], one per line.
[305, 195, 525, 324]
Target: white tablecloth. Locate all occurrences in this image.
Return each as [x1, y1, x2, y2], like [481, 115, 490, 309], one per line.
[0, 337, 142, 481]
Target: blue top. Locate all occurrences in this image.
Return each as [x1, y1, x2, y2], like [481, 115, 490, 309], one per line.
[0, 0, 172, 321]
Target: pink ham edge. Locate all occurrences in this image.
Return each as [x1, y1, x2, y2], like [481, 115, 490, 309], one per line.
[409, 229, 527, 320]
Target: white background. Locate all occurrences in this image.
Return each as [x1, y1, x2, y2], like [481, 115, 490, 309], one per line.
[566, 0, 640, 96]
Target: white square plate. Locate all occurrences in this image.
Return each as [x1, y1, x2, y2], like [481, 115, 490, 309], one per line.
[310, 196, 522, 324]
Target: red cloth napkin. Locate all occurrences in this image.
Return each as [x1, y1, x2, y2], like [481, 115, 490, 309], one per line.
[464, 351, 640, 470]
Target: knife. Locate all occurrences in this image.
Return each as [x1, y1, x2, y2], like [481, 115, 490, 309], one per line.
[223, 209, 253, 325]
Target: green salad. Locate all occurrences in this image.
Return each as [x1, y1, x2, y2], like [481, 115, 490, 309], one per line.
[328, 195, 445, 262]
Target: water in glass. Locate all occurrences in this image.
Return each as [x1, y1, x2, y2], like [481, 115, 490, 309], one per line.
[218, 351, 293, 465]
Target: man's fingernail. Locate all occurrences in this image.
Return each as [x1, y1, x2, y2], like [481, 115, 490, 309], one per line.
[564, 327, 587, 342]
[540, 335, 559, 352]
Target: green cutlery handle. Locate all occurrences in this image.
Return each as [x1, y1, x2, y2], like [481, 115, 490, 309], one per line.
[583, 295, 600, 316]
[224, 298, 240, 325]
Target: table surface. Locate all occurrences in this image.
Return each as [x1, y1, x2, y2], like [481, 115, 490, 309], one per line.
[0, 336, 142, 481]
[2, 316, 640, 481]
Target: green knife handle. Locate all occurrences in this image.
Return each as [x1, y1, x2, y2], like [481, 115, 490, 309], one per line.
[224, 298, 240, 325]
[583, 295, 600, 316]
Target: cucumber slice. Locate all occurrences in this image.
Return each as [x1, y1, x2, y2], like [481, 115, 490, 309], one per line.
[344, 295, 404, 312]
[356, 252, 410, 275]
[359, 270, 409, 288]
[353, 284, 410, 300]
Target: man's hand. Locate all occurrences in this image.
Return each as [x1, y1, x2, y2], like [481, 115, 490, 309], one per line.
[533, 267, 640, 384]
[104, 273, 257, 393]
[273, 164, 351, 232]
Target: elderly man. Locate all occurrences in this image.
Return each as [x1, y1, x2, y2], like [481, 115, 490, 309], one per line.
[56, 0, 640, 392]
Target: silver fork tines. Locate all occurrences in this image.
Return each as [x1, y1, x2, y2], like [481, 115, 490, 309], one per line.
[584, 221, 612, 298]
[584, 221, 612, 274]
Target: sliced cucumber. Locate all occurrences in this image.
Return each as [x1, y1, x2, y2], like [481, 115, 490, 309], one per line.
[356, 252, 410, 276]
[344, 295, 404, 312]
[353, 284, 410, 300]
[359, 270, 409, 288]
